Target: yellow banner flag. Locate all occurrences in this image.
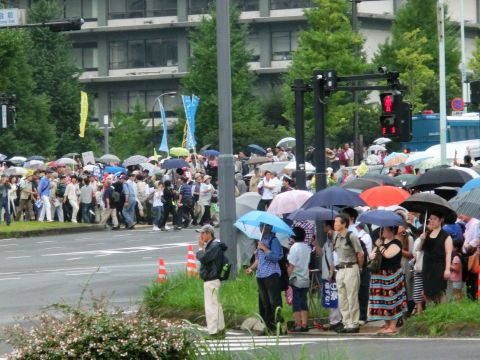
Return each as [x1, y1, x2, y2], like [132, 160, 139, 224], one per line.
[356, 161, 369, 177]
[79, 91, 88, 138]
[153, 147, 158, 162]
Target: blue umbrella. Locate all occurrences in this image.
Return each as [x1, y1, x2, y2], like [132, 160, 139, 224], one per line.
[161, 158, 189, 170]
[104, 166, 125, 174]
[234, 210, 293, 238]
[459, 177, 480, 194]
[357, 210, 405, 227]
[302, 186, 366, 209]
[247, 144, 267, 156]
[287, 207, 338, 221]
[203, 149, 220, 157]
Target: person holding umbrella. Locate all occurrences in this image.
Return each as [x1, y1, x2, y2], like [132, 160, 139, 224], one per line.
[368, 226, 407, 335]
[418, 212, 453, 304]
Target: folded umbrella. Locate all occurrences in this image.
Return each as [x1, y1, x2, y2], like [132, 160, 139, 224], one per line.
[449, 188, 480, 220]
[400, 192, 457, 224]
[287, 207, 338, 222]
[301, 186, 366, 209]
[357, 210, 405, 227]
[267, 190, 312, 216]
[360, 186, 411, 207]
[234, 210, 293, 237]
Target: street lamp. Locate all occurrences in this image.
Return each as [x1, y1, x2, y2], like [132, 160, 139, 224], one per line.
[150, 91, 177, 149]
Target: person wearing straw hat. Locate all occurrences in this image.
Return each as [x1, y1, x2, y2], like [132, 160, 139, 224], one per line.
[196, 224, 227, 339]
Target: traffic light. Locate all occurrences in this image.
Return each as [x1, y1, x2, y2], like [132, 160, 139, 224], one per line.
[470, 80, 480, 105]
[47, 17, 83, 32]
[379, 92, 412, 142]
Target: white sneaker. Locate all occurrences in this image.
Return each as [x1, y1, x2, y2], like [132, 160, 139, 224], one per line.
[165, 225, 171, 230]
[152, 226, 160, 231]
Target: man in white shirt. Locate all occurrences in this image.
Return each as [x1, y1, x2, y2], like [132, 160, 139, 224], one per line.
[344, 143, 354, 167]
[257, 171, 276, 211]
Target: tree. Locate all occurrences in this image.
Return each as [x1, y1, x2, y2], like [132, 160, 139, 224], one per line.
[180, 4, 288, 152]
[0, 28, 56, 156]
[109, 106, 151, 159]
[374, 0, 461, 112]
[282, 0, 371, 147]
[396, 29, 435, 113]
[27, 0, 90, 156]
[468, 36, 480, 79]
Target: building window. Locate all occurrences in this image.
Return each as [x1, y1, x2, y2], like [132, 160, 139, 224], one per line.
[65, 0, 98, 20]
[233, 0, 259, 11]
[72, 43, 98, 70]
[110, 89, 178, 116]
[109, 38, 178, 69]
[188, 0, 210, 15]
[272, 31, 297, 60]
[146, 0, 177, 17]
[270, 0, 314, 10]
[109, 0, 177, 19]
[247, 32, 260, 61]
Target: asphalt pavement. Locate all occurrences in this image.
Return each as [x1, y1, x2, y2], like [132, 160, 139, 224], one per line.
[0, 226, 197, 356]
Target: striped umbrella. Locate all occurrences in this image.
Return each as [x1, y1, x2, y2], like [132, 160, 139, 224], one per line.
[383, 152, 409, 167]
[449, 188, 480, 219]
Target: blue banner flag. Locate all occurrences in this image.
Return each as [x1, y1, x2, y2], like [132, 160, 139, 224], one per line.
[182, 95, 200, 150]
[159, 103, 169, 153]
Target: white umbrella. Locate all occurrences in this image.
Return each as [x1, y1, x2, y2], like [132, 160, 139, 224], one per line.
[405, 151, 434, 166]
[24, 160, 45, 169]
[284, 161, 315, 172]
[276, 137, 296, 149]
[8, 156, 27, 163]
[99, 154, 120, 164]
[5, 167, 27, 176]
[368, 145, 386, 153]
[259, 161, 289, 174]
[57, 157, 78, 165]
[373, 137, 392, 145]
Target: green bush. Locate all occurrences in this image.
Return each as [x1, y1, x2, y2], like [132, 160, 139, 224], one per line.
[403, 300, 480, 336]
[5, 303, 196, 359]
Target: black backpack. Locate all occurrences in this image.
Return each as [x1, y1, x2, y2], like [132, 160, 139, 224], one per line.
[56, 183, 66, 198]
[344, 231, 368, 267]
[219, 252, 232, 281]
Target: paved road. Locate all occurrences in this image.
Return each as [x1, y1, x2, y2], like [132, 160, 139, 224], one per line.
[0, 227, 197, 355]
[206, 333, 480, 359]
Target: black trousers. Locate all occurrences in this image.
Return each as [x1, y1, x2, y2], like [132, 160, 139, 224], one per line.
[257, 199, 272, 211]
[161, 203, 176, 227]
[466, 271, 478, 301]
[358, 269, 371, 322]
[257, 274, 283, 331]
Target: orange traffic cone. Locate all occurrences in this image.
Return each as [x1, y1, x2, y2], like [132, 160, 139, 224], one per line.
[158, 257, 167, 283]
[186, 244, 198, 277]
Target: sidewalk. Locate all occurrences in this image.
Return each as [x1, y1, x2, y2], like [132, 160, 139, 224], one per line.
[0, 223, 104, 239]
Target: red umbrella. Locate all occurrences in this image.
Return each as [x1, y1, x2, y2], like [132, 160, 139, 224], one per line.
[360, 185, 411, 207]
[47, 161, 63, 168]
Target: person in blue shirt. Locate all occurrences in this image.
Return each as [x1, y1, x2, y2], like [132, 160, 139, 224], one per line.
[248, 223, 283, 332]
[38, 169, 53, 222]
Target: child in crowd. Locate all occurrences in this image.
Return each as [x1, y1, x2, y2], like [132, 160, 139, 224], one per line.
[449, 239, 465, 300]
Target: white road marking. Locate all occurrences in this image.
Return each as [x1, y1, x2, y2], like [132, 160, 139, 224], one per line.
[43, 247, 65, 250]
[65, 271, 110, 276]
[65, 257, 83, 261]
[75, 237, 93, 240]
[112, 234, 129, 237]
[0, 277, 21, 281]
[95, 254, 112, 257]
[0, 238, 14, 242]
[0, 272, 21, 276]
[0, 243, 18, 247]
[36, 240, 55, 244]
[6, 256, 31, 260]
[5, 250, 25, 253]
[86, 243, 105, 246]
[142, 257, 152, 259]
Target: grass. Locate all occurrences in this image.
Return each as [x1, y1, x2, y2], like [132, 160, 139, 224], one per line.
[0, 221, 93, 237]
[143, 273, 294, 329]
[403, 300, 480, 336]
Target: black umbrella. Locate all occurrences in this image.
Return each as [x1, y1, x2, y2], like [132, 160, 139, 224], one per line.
[341, 178, 382, 192]
[357, 210, 405, 227]
[400, 192, 457, 224]
[161, 158, 189, 170]
[410, 168, 472, 191]
[26, 155, 46, 162]
[433, 186, 459, 201]
[302, 186, 366, 209]
[363, 173, 402, 187]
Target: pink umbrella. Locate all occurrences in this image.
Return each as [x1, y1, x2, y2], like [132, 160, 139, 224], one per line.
[267, 190, 313, 216]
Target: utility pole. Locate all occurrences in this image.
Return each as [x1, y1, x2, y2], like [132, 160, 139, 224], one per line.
[103, 115, 109, 154]
[352, 0, 361, 165]
[216, 0, 237, 273]
[460, 0, 468, 112]
[437, 0, 447, 164]
[291, 79, 311, 190]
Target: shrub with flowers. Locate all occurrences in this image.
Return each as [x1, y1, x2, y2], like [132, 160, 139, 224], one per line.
[5, 302, 198, 360]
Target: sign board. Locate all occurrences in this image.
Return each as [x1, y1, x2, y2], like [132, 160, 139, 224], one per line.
[0, 9, 26, 27]
[451, 97, 464, 111]
[1, 105, 7, 129]
[82, 151, 95, 165]
[451, 111, 464, 116]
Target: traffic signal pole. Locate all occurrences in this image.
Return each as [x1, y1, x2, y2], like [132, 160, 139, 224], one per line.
[292, 79, 311, 190]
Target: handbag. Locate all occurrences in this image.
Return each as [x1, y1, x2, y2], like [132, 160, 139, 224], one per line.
[367, 247, 382, 272]
[34, 198, 43, 209]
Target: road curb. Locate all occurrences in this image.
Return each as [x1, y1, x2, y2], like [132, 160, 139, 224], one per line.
[0, 225, 104, 239]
